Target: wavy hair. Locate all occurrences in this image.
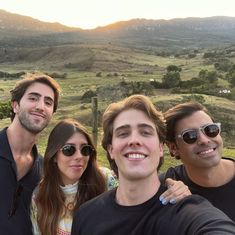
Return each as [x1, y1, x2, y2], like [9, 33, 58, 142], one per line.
[35, 119, 106, 235]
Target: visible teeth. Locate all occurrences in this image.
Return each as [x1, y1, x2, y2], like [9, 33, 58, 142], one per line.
[199, 149, 213, 155]
[127, 154, 145, 159]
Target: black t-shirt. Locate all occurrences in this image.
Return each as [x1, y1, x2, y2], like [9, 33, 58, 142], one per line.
[160, 158, 235, 222]
[71, 185, 235, 235]
[0, 128, 43, 235]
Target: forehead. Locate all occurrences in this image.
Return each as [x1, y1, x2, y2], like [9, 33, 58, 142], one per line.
[176, 110, 213, 131]
[66, 132, 88, 144]
[24, 82, 55, 99]
[113, 109, 155, 130]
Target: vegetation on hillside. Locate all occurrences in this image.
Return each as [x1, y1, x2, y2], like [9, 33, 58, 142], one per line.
[0, 34, 235, 169]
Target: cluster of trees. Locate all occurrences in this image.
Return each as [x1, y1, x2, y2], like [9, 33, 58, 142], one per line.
[0, 71, 25, 79]
[161, 65, 220, 89]
[161, 62, 235, 96]
[212, 59, 235, 87]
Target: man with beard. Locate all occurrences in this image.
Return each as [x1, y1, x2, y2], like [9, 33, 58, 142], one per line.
[160, 101, 235, 221]
[0, 73, 61, 235]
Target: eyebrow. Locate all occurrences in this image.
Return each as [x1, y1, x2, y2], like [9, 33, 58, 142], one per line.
[138, 123, 155, 130]
[114, 124, 130, 133]
[114, 123, 155, 132]
[28, 92, 54, 103]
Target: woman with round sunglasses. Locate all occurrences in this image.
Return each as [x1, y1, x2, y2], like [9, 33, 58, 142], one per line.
[159, 101, 235, 221]
[30, 119, 117, 235]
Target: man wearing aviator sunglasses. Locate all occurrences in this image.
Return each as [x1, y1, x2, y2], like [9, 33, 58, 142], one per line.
[160, 101, 235, 221]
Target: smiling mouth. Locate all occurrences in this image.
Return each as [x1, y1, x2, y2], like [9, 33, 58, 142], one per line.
[31, 112, 46, 119]
[125, 153, 146, 159]
[197, 147, 215, 155]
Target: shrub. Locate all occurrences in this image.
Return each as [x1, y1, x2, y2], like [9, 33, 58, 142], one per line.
[0, 101, 11, 119]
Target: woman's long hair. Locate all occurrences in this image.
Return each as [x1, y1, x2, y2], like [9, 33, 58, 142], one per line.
[36, 119, 107, 235]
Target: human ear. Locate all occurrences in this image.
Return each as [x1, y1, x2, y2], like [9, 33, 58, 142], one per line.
[12, 101, 19, 114]
[107, 144, 115, 160]
[166, 141, 180, 159]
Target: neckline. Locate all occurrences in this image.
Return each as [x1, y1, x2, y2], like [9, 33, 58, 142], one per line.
[60, 181, 79, 193]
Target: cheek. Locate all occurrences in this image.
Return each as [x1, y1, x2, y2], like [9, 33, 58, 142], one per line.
[56, 156, 69, 171]
[112, 141, 127, 156]
[46, 108, 54, 117]
[217, 136, 223, 146]
[147, 139, 161, 151]
[177, 143, 193, 156]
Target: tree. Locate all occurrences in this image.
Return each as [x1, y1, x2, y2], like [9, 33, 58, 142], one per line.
[198, 69, 218, 84]
[198, 69, 208, 79]
[226, 70, 235, 87]
[166, 65, 182, 73]
[214, 60, 234, 72]
[162, 72, 181, 88]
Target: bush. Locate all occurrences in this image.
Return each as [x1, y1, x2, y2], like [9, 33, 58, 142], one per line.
[181, 95, 205, 104]
[0, 101, 11, 119]
[81, 90, 97, 103]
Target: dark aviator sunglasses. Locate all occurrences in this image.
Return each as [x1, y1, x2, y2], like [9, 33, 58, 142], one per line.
[177, 123, 221, 144]
[61, 144, 94, 157]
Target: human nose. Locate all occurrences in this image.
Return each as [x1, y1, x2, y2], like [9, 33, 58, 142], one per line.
[128, 132, 142, 147]
[35, 98, 45, 110]
[197, 130, 210, 144]
[73, 148, 84, 160]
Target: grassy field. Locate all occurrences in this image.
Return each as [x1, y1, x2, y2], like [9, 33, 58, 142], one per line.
[0, 44, 235, 172]
[1, 74, 235, 173]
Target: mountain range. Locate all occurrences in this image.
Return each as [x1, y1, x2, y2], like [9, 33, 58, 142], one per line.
[0, 9, 235, 50]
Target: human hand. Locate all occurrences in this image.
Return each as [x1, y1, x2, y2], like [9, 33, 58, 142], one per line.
[159, 178, 191, 205]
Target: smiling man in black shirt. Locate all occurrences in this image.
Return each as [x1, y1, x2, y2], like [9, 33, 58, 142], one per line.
[71, 95, 235, 235]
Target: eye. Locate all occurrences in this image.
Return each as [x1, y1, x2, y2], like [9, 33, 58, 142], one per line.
[118, 132, 128, 137]
[44, 97, 54, 107]
[28, 95, 38, 101]
[141, 128, 154, 136]
[45, 100, 53, 107]
[116, 130, 129, 138]
[142, 131, 152, 136]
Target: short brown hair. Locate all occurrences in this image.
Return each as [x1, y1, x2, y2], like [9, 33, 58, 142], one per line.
[10, 73, 61, 121]
[102, 94, 166, 176]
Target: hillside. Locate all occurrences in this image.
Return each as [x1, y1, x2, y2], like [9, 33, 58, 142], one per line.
[0, 9, 235, 49]
[0, 9, 79, 33]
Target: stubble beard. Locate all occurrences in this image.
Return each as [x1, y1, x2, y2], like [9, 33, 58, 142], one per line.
[18, 110, 50, 134]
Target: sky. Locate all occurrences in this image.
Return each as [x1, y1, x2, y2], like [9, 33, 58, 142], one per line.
[0, 0, 235, 29]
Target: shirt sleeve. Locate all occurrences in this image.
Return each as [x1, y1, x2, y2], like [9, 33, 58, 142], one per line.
[168, 195, 235, 234]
